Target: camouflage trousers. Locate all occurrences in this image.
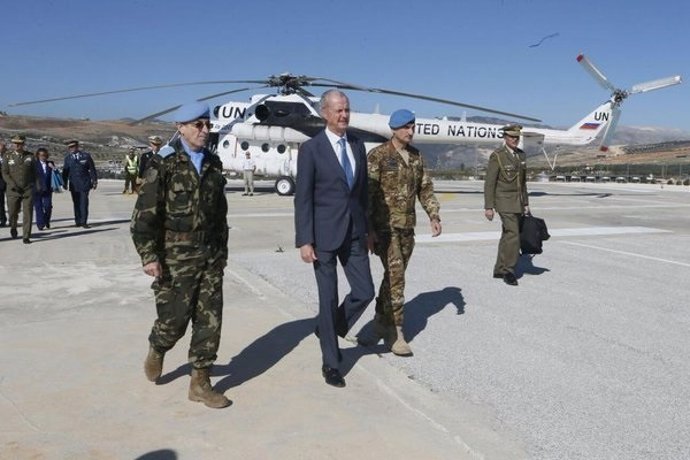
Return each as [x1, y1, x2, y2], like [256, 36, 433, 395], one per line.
[374, 228, 415, 327]
[149, 256, 224, 369]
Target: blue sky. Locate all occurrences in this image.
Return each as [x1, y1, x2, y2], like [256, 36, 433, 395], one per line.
[2, 0, 688, 130]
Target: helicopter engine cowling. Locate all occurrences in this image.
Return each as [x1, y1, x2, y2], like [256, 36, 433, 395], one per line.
[253, 100, 323, 128]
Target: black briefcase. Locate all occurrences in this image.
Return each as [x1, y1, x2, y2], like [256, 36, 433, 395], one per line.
[520, 214, 550, 255]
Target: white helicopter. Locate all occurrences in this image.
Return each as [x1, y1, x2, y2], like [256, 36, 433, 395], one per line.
[10, 53, 681, 194]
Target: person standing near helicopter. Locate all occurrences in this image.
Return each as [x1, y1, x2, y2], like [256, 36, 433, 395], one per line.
[483, 124, 530, 286]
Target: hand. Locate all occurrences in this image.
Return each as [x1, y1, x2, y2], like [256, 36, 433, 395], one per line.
[299, 244, 317, 263]
[484, 209, 494, 221]
[430, 219, 442, 237]
[92, 183, 98, 190]
[143, 261, 162, 278]
[367, 232, 377, 253]
[523, 205, 530, 215]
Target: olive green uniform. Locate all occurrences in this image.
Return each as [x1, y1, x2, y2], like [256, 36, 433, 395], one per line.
[131, 138, 228, 370]
[483, 144, 528, 276]
[368, 140, 440, 326]
[1, 150, 36, 239]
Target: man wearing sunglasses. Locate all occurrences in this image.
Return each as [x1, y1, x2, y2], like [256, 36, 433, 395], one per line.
[131, 102, 231, 408]
[483, 124, 530, 286]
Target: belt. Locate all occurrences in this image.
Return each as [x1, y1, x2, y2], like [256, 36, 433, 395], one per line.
[164, 230, 207, 243]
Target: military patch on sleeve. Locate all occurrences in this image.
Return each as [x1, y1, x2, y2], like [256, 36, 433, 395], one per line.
[157, 145, 175, 158]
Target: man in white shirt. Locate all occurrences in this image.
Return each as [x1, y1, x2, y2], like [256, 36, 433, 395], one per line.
[242, 151, 256, 196]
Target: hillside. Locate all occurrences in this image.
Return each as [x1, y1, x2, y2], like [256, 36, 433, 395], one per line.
[0, 115, 175, 162]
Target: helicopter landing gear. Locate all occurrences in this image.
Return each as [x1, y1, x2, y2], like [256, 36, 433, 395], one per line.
[275, 176, 295, 196]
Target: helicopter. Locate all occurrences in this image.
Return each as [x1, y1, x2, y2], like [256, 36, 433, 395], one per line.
[10, 54, 681, 195]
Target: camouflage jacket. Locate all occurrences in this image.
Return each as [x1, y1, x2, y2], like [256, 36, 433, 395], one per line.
[1, 150, 36, 194]
[130, 138, 228, 266]
[368, 140, 440, 232]
[483, 144, 528, 213]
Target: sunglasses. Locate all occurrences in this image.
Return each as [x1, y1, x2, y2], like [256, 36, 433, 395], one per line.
[188, 120, 212, 130]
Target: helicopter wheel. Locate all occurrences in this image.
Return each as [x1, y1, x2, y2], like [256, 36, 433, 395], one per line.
[275, 176, 295, 196]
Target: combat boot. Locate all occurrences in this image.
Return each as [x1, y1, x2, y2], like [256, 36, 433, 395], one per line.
[357, 313, 389, 346]
[144, 346, 165, 382]
[391, 326, 413, 357]
[188, 368, 232, 409]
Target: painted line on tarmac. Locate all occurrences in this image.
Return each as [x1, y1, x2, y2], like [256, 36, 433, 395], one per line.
[416, 226, 670, 244]
[561, 241, 690, 268]
[357, 365, 486, 460]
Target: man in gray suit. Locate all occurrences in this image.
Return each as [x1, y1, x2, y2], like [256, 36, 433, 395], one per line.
[294, 90, 375, 388]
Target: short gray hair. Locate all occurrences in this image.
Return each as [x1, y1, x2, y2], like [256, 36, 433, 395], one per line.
[319, 89, 349, 114]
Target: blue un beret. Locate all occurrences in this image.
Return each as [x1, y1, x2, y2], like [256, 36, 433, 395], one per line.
[388, 109, 416, 129]
[173, 102, 211, 123]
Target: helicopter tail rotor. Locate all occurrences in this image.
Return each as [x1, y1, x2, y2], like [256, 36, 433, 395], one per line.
[577, 53, 682, 151]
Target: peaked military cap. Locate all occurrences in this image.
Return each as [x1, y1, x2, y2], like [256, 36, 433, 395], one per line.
[389, 109, 416, 129]
[173, 102, 210, 123]
[11, 134, 26, 144]
[65, 139, 79, 148]
[501, 124, 523, 137]
[148, 135, 163, 145]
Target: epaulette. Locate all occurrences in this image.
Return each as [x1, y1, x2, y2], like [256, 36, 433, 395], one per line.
[157, 145, 175, 158]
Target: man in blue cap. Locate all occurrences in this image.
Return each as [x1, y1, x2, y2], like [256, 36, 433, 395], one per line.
[362, 109, 442, 356]
[131, 102, 231, 408]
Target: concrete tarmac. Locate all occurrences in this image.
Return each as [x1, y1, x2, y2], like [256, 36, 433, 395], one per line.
[2, 178, 689, 459]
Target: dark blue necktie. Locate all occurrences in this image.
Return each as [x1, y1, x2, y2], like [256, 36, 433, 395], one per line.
[338, 137, 353, 189]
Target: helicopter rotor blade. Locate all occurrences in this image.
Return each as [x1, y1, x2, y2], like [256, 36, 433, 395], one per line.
[9, 80, 268, 107]
[599, 106, 621, 152]
[576, 54, 616, 92]
[308, 83, 542, 122]
[132, 86, 270, 124]
[629, 75, 682, 94]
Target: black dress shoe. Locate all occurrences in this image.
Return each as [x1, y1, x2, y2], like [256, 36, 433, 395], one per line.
[45, 223, 50, 229]
[22, 238, 31, 244]
[10, 228, 18, 239]
[503, 272, 518, 286]
[82, 224, 91, 229]
[493, 272, 504, 279]
[321, 366, 346, 388]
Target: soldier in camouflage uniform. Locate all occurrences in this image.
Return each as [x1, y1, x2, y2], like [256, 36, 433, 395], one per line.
[483, 124, 530, 286]
[131, 102, 231, 409]
[364, 109, 442, 356]
[1, 135, 36, 244]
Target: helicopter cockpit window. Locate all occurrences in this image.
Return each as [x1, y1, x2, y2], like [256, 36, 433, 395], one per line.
[261, 143, 270, 153]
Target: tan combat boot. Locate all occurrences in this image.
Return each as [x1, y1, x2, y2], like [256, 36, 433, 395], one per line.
[144, 346, 165, 382]
[188, 368, 232, 409]
[390, 326, 413, 357]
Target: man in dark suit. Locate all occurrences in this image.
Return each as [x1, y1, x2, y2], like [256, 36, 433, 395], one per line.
[62, 140, 98, 228]
[33, 147, 54, 230]
[294, 90, 375, 388]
